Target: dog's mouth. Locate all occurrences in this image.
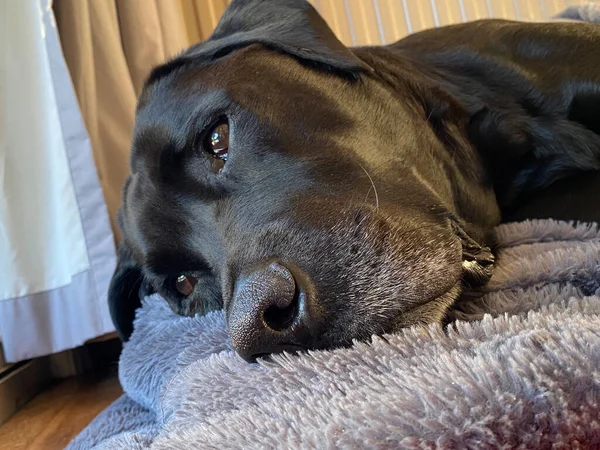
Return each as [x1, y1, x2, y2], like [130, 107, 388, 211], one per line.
[250, 343, 308, 361]
[249, 282, 464, 361]
[393, 280, 464, 330]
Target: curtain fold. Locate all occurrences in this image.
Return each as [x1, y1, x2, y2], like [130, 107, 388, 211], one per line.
[54, 1, 136, 241]
[0, 0, 116, 362]
[53, 0, 223, 238]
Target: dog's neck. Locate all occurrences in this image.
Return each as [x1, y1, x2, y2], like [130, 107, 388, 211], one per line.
[352, 45, 502, 243]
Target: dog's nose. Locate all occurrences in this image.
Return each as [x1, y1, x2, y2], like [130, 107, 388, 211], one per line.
[228, 262, 311, 361]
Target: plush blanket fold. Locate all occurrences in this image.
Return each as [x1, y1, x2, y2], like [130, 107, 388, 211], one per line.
[68, 219, 600, 449]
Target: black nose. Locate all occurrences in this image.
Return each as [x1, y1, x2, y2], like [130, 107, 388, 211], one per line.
[228, 262, 312, 361]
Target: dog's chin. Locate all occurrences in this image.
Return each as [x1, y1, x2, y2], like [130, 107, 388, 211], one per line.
[392, 281, 463, 330]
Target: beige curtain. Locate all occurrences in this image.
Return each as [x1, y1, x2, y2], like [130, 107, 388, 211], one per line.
[53, 0, 581, 239]
[53, 0, 229, 239]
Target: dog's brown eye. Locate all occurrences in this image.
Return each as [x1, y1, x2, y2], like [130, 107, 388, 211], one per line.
[175, 274, 198, 297]
[206, 121, 229, 160]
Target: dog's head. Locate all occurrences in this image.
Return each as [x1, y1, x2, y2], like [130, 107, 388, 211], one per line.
[110, 0, 496, 360]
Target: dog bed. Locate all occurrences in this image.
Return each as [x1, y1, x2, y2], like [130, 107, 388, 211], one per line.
[68, 218, 600, 449]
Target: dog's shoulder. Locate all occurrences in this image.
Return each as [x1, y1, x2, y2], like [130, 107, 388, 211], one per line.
[386, 18, 600, 53]
[354, 19, 600, 208]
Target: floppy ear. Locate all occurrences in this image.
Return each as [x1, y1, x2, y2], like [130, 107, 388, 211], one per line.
[450, 219, 495, 288]
[108, 243, 154, 341]
[148, 0, 370, 84]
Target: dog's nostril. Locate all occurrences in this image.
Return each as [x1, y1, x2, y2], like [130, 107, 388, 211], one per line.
[228, 262, 315, 361]
[263, 290, 299, 331]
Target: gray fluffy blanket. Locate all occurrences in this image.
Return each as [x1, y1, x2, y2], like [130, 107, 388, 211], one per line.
[69, 219, 600, 449]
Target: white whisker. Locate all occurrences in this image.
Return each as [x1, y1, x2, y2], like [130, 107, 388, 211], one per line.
[357, 162, 380, 212]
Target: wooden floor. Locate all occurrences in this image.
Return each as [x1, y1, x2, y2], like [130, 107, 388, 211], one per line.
[0, 374, 122, 450]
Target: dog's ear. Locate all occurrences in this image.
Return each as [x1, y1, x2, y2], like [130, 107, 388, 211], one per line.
[148, 0, 370, 84]
[108, 242, 153, 341]
[450, 218, 495, 288]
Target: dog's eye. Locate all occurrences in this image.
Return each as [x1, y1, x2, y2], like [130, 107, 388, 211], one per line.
[205, 120, 229, 161]
[175, 274, 198, 297]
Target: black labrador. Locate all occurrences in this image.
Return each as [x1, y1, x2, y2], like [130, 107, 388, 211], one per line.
[109, 0, 600, 361]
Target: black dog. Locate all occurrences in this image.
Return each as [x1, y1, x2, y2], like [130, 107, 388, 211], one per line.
[109, 0, 600, 361]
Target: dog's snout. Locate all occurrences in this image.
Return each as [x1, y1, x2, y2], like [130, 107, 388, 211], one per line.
[228, 262, 312, 361]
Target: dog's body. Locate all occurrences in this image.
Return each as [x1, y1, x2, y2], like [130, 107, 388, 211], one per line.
[109, 0, 600, 361]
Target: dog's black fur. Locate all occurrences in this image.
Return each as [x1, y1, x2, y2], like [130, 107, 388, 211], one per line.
[109, 0, 600, 358]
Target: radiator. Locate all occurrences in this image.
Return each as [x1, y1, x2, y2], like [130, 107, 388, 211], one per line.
[311, 0, 590, 45]
[183, 0, 593, 45]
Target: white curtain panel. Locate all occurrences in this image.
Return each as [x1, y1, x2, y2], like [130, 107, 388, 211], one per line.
[0, 0, 116, 363]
